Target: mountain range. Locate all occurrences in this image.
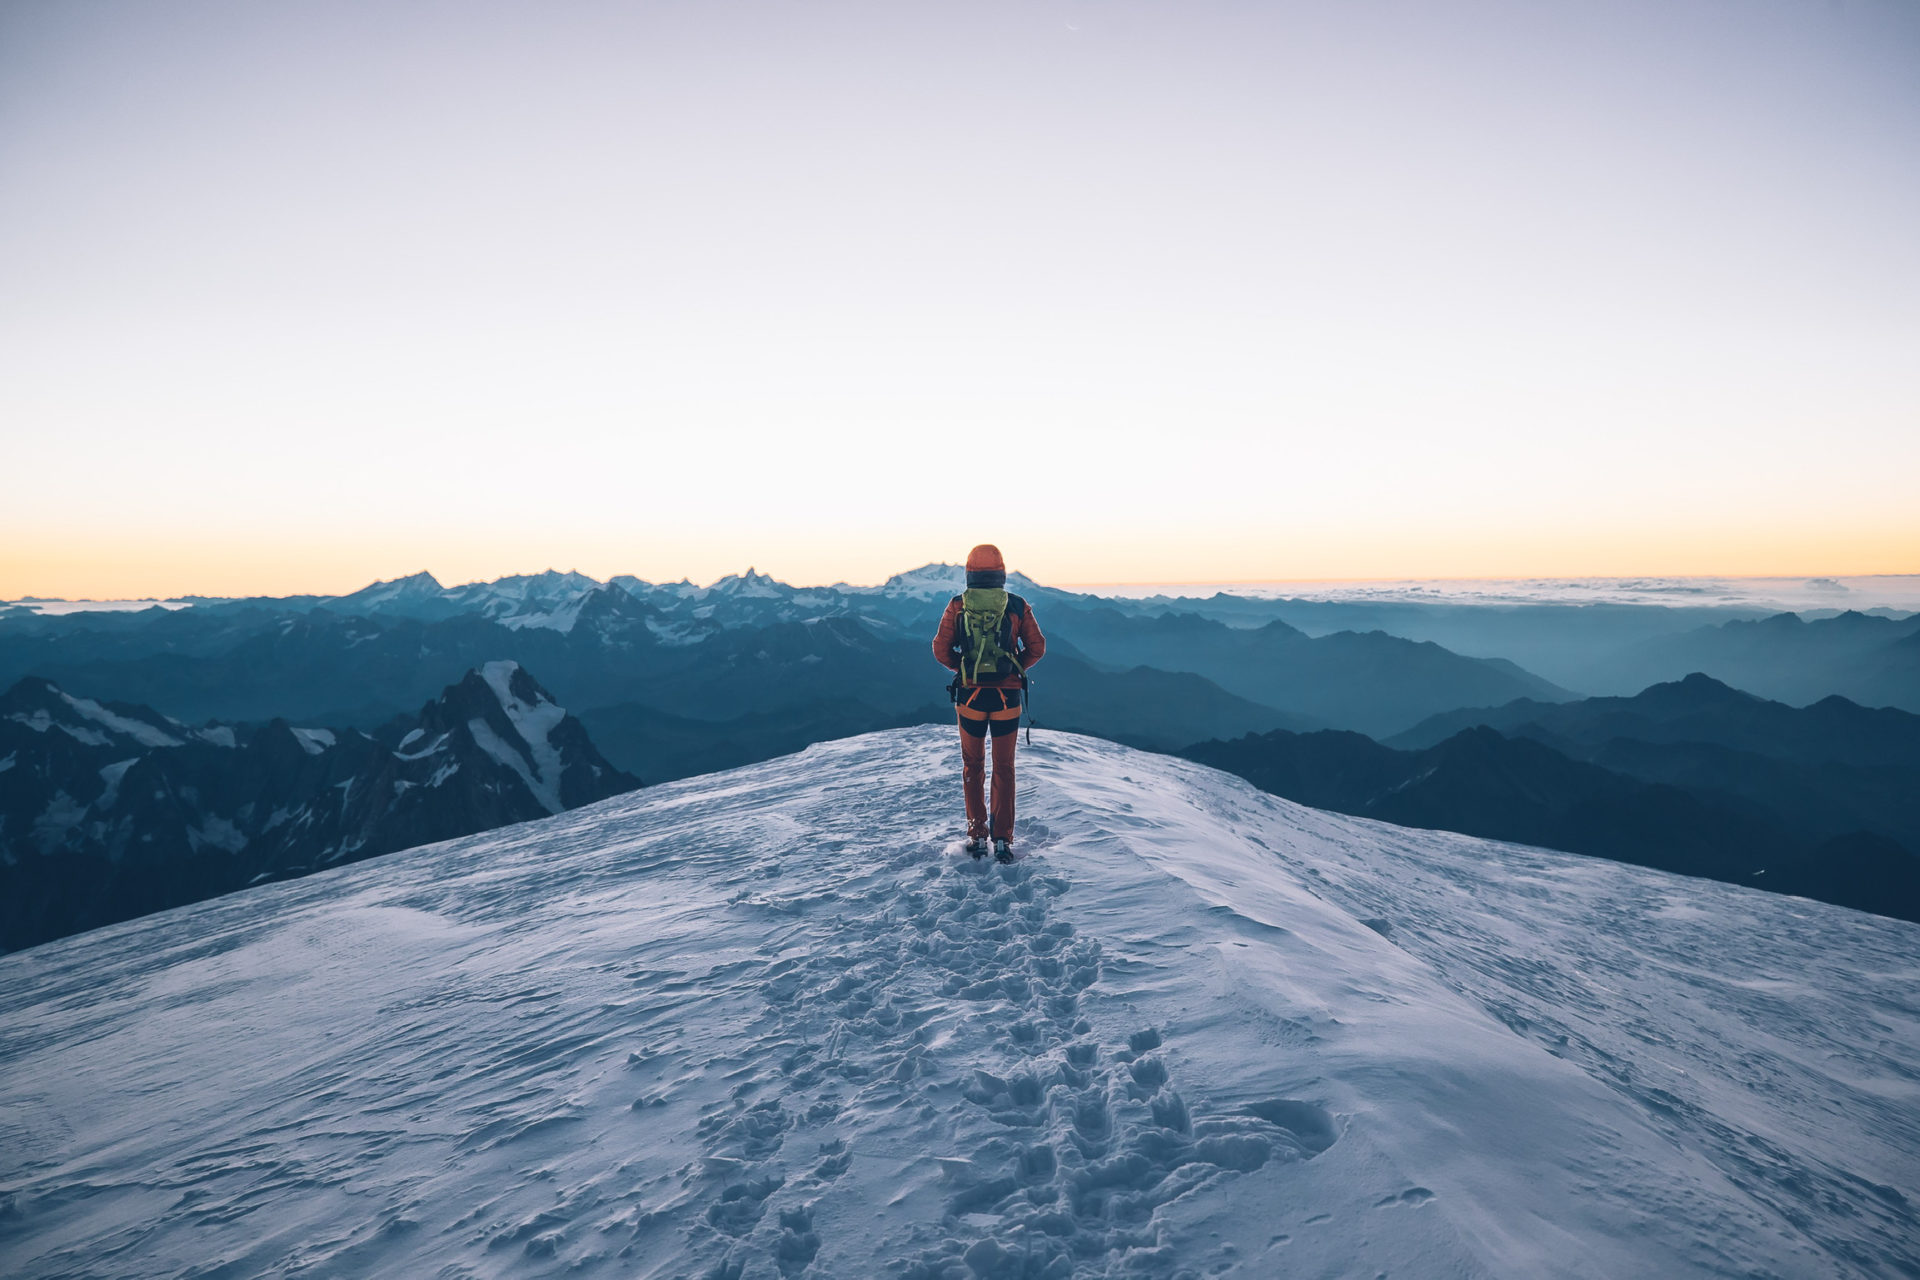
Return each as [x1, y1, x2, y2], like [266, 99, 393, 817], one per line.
[0, 662, 636, 952]
[1184, 674, 1920, 922]
[5, 565, 1917, 947]
[0, 566, 1580, 760]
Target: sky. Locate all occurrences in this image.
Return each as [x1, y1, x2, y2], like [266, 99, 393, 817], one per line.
[2, 0, 1917, 598]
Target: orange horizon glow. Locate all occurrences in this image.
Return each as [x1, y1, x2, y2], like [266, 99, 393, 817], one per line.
[6, 523, 1916, 602]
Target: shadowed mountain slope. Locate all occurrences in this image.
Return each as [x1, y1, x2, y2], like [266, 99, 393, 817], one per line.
[1386, 674, 1920, 860]
[1184, 719, 1920, 923]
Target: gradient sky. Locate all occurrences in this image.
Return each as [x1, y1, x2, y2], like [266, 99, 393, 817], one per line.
[3, 0, 1917, 598]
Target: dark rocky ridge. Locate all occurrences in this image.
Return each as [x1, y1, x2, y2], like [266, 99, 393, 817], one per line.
[1184, 692, 1920, 924]
[0, 663, 638, 952]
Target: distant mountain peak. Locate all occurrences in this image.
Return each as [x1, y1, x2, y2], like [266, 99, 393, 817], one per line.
[481, 568, 603, 593]
[871, 563, 963, 595]
[705, 568, 787, 598]
[344, 570, 445, 596]
[422, 661, 629, 816]
[1662, 671, 1758, 700]
[861, 563, 1044, 599]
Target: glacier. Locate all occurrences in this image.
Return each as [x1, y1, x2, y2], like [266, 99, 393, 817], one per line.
[0, 727, 1915, 1279]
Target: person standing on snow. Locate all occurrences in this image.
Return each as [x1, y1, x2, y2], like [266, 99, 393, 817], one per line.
[932, 544, 1046, 862]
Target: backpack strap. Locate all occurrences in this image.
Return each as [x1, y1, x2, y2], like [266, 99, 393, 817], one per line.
[1008, 595, 1032, 742]
[1002, 596, 1025, 675]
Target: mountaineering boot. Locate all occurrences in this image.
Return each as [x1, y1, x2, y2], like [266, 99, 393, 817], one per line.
[966, 837, 989, 859]
[993, 838, 1014, 864]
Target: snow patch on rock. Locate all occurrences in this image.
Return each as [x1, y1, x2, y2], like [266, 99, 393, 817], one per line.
[96, 758, 137, 810]
[393, 731, 448, 761]
[290, 727, 336, 756]
[187, 816, 248, 855]
[57, 691, 183, 748]
[9, 710, 112, 747]
[477, 661, 567, 813]
[500, 594, 588, 634]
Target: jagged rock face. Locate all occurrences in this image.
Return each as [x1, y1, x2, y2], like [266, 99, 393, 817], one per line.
[0, 663, 639, 952]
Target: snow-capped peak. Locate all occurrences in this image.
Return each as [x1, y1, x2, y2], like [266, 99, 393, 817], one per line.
[855, 562, 966, 597]
[330, 571, 447, 605]
[370, 570, 445, 598]
[702, 568, 789, 599]
[847, 563, 1047, 600]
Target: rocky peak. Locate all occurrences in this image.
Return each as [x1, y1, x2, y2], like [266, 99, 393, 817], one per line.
[1, 664, 639, 953]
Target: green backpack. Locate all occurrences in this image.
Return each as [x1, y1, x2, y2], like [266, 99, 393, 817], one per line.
[956, 588, 1025, 684]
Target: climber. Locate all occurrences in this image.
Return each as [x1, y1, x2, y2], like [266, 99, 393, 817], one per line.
[931, 544, 1046, 862]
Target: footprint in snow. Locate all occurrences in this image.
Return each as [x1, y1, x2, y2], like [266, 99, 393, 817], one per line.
[679, 841, 1339, 1279]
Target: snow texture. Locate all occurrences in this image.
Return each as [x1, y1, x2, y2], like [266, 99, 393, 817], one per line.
[0, 728, 1914, 1280]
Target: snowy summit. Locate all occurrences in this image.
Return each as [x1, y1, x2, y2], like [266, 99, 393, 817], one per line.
[1, 729, 1914, 1278]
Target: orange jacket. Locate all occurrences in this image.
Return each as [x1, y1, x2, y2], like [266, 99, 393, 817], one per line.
[932, 593, 1046, 689]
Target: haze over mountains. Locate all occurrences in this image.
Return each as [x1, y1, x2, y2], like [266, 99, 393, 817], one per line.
[4, 564, 1918, 948]
[1186, 673, 1920, 923]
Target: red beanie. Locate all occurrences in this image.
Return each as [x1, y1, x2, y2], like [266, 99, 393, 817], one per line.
[966, 544, 1005, 574]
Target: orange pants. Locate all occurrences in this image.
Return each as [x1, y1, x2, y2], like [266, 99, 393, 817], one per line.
[958, 709, 1020, 841]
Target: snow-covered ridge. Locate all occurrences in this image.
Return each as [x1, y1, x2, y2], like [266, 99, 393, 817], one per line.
[1, 728, 1912, 1278]
[5, 683, 189, 751]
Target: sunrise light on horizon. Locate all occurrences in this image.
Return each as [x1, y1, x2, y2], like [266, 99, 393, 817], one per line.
[4, 0, 1917, 601]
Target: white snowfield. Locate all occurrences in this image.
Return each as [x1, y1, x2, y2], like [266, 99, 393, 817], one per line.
[1, 729, 1915, 1280]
